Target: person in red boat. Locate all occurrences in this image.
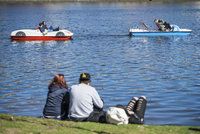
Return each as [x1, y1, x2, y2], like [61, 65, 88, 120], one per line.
[38, 21, 48, 34]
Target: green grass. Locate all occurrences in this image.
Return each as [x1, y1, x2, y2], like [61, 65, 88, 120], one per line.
[0, 114, 200, 134]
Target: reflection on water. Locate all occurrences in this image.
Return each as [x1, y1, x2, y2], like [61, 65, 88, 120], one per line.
[0, 2, 200, 126]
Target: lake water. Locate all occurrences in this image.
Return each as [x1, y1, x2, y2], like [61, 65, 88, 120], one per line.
[0, 1, 200, 126]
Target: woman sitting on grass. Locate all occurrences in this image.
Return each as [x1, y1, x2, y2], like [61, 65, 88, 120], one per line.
[43, 74, 70, 120]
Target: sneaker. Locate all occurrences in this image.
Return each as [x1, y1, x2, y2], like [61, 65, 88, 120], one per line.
[135, 96, 147, 119]
[126, 97, 138, 112]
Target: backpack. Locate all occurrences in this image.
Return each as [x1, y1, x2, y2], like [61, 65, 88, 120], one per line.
[106, 107, 129, 125]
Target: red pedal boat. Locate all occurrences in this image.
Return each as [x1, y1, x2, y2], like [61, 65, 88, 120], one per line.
[11, 29, 73, 41]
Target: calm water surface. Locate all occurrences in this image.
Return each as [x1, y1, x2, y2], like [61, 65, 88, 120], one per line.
[0, 2, 200, 126]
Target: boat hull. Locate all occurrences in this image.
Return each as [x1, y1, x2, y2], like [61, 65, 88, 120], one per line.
[129, 28, 192, 36]
[11, 36, 72, 41]
[11, 29, 73, 41]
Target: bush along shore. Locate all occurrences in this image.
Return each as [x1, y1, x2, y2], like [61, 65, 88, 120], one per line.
[0, 0, 199, 3]
[0, 114, 200, 134]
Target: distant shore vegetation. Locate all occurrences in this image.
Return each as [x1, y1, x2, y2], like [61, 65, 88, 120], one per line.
[0, 0, 199, 3]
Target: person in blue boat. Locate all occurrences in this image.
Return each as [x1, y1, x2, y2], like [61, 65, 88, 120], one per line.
[68, 73, 106, 123]
[154, 19, 172, 31]
[43, 74, 70, 120]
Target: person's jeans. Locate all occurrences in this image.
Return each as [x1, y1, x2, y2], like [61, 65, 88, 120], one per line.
[69, 108, 106, 123]
[87, 109, 106, 123]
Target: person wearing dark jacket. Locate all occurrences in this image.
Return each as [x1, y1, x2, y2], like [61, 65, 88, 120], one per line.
[38, 21, 48, 35]
[43, 74, 70, 120]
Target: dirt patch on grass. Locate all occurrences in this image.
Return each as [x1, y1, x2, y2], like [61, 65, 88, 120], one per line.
[5, 128, 21, 134]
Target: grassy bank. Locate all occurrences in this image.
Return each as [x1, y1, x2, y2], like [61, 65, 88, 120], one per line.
[0, 114, 200, 134]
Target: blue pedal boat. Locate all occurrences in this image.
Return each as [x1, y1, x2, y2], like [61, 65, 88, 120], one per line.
[129, 25, 192, 37]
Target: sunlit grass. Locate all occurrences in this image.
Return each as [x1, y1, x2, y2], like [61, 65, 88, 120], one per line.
[0, 114, 200, 134]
